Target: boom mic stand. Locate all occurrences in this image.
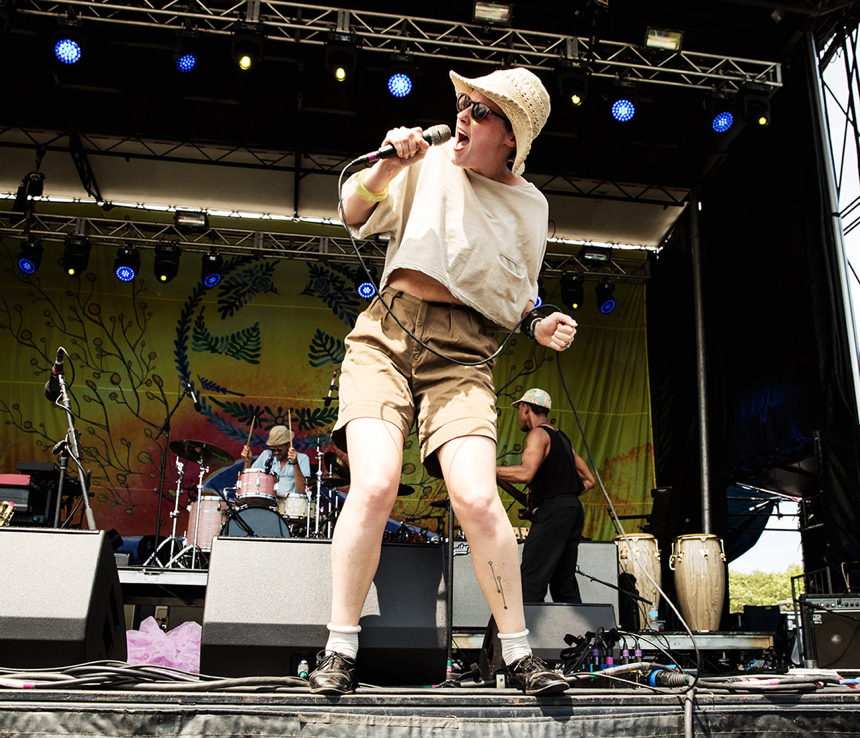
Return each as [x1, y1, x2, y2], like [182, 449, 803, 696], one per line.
[53, 370, 96, 530]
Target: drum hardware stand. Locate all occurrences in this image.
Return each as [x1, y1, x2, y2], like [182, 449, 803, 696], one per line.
[209, 482, 257, 537]
[51, 370, 97, 531]
[162, 463, 213, 569]
[145, 458, 188, 567]
[575, 565, 653, 605]
[151, 383, 192, 555]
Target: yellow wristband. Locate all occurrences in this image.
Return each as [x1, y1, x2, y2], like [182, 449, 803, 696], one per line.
[354, 170, 389, 203]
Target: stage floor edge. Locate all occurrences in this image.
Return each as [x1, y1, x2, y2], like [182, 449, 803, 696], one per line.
[2, 686, 860, 738]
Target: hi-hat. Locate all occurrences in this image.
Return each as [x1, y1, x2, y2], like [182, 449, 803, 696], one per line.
[323, 451, 350, 480]
[169, 439, 234, 467]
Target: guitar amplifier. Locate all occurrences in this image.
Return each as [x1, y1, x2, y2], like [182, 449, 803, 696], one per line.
[799, 594, 860, 669]
[0, 474, 49, 524]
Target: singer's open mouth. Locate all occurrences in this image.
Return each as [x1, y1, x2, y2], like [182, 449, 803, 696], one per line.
[454, 130, 470, 151]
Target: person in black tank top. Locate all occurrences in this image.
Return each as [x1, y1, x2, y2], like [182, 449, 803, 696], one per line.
[496, 388, 595, 603]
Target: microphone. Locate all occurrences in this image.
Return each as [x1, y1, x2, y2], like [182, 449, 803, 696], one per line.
[185, 380, 202, 412]
[355, 124, 452, 166]
[44, 348, 65, 402]
[264, 454, 274, 474]
[324, 370, 339, 408]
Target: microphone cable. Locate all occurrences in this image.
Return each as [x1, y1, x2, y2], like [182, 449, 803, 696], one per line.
[336, 157, 563, 368]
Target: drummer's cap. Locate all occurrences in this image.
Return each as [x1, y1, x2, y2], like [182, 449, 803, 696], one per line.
[266, 425, 294, 446]
[511, 388, 551, 411]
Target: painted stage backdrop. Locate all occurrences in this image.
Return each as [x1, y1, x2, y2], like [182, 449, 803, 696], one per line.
[0, 237, 653, 544]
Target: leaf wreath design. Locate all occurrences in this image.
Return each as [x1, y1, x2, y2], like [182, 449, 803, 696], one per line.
[206, 397, 261, 425]
[192, 307, 262, 364]
[217, 260, 279, 320]
[300, 262, 361, 327]
[294, 406, 339, 432]
[197, 376, 245, 396]
[309, 328, 346, 368]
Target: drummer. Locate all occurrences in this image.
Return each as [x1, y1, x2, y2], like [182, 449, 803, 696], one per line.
[240, 425, 310, 501]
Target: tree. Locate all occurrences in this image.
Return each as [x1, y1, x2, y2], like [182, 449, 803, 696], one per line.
[728, 565, 804, 613]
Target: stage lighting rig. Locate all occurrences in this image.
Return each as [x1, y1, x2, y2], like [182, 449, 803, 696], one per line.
[473, 2, 513, 26]
[386, 55, 415, 99]
[707, 90, 735, 133]
[62, 234, 91, 277]
[17, 236, 43, 275]
[741, 83, 772, 127]
[610, 80, 638, 123]
[51, 23, 86, 66]
[559, 62, 588, 108]
[326, 32, 357, 83]
[596, 282, 616, 314]
[173, 30, 200, 74]
[231, 25, 263, 71]
[154, 243, 181, 283]
[645, 28, 684, 51]
[355, 264, 379, 299]
[174, 210, 209, 233]
[114, 247, 141, 282]
[12, 171, 45, 213]
[201, 250, 223, 288]
[560, 273, 584, 311]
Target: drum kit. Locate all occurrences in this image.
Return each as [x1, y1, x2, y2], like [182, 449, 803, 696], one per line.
[145, 439, 353, 569]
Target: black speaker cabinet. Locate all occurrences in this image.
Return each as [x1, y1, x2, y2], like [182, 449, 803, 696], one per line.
[0, 527, 126, 667]
[479, 602, 617, 678]
[201, 537, 447, 685]
[800, 594, 860, 669]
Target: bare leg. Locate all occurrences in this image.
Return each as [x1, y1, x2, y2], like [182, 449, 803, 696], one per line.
[436, 435, 526, 634]
[329, 418, 404, 626]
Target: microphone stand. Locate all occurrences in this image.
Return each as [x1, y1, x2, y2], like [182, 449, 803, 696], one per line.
[151, 386, 190, 551]
[51, 439, 70, 528]
[54, 373, 96, 530]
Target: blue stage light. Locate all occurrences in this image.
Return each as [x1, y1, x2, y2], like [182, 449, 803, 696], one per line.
[17, 237, 43, 274]
[712, 111, 734, 133]
[388, 72, 413, 98]
[202, 251, 223, 288]
[175, 52, 198, 73]
[114, 247, 140, 282]
[611, 98, 636, 123]
[596, 282, 616, 314]
[54, 37, 82, 65]
[355, 264, 379, 299]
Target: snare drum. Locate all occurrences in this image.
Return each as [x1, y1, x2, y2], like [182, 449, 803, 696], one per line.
[670, 534, 726, 632]
[187, 494, 223, 550]
[221, 505, 291, 538]
[278, 494, 317, 521]
[236, 469, 277, 507]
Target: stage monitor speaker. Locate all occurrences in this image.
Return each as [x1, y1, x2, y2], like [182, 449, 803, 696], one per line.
[479, 602, 617, 679]
[799, 594, 860, 669]
[0, 527, 126, 667]
[201, 537, 447, 685]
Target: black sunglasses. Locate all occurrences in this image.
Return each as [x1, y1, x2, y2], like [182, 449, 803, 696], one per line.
[456, 93, 508, 123]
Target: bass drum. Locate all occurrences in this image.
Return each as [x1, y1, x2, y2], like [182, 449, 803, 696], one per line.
[221, 506, 291, 538]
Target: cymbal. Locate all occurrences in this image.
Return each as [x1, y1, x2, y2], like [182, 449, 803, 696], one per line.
[321, 476, 350, 488]
[397, 484, 415, 497]
[169, 439, 234, 468]
[429, 497, 450, 508]
[323, 451, 350, 479]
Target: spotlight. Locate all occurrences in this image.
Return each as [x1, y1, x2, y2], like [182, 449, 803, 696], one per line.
[62, 234, 90, 277]
[611, 81, 638, 123]
[201, 251, 223, 288]
[174, 210, 209, 232]
[596, 282, 616, 314]
[51, 26, 86, 66]
[386, 55, 415, 98]
[707, 91, 735, 133]
[17, 236, 43, 275]
[154, 243, 181, 284]
[741, 83, 772, 127]
[231, 27, 263, 71]
[326, 32, 357, 83]
[533, 277, 545, 309]
[559, 64, 588, 108]
[173, 32, 199, 74]
[114, 247, 141, 282]
[560, 273, 584, 311]
[12, 171, 45, 213]
[473, 1, 513, 26]
[355, 264, 379, 299]
[580, 245, 611, 263]
[645, 28, 684, 51]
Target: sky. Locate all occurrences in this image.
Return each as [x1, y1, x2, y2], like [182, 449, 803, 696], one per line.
[729, 499, 803, 574]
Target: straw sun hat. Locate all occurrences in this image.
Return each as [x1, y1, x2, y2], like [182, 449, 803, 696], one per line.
[450, 67, 551, 176]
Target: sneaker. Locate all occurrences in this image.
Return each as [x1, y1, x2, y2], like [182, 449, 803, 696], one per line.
[308, 651, 356, 694]
[507, 654, 568, 696]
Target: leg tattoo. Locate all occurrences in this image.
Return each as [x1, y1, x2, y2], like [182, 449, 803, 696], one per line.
[488, 561, 508, 610]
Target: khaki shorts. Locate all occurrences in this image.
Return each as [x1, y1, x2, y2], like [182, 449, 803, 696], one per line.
[332, 287, 498, 478]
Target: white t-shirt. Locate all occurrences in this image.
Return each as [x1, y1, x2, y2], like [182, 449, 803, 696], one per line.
[346, 142, 548, 330]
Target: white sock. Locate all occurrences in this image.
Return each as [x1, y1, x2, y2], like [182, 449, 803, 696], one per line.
[324, 623, 361, 660]
[498, 628, 531, 665]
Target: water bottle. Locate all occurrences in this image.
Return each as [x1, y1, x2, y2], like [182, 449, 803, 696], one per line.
[297, 659, 309, 679]
[648, 609, 660, 631]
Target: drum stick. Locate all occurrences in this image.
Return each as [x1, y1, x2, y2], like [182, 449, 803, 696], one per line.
[246, 415, 256, 446]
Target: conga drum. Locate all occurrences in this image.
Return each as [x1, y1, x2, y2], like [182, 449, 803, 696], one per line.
[614, 534, 661, 628]
[669, 534, 726, 632]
